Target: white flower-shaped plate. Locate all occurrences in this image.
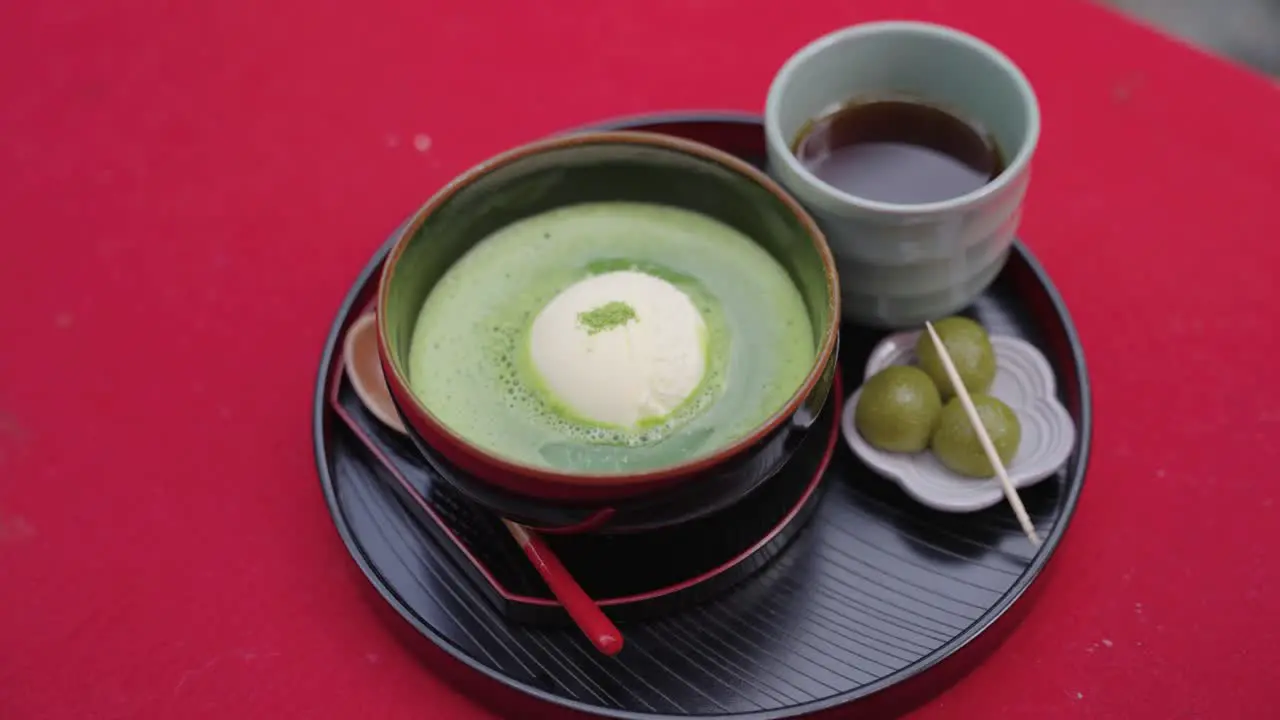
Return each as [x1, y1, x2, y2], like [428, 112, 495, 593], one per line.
[841, 332, 1077, 513]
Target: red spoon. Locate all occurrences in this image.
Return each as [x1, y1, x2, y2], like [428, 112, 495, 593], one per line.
[342, 312, 624, 656]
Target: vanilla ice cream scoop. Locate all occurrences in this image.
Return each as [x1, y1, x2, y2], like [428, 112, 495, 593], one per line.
[528, 270, 708, 428]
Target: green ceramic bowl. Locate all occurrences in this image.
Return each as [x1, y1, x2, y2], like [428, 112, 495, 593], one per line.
[376, 131, 839, 528]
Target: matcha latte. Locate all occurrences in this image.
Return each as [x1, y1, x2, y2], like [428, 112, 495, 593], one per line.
[407, 201, 815, 473]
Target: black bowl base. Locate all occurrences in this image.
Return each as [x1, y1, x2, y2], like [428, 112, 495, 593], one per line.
[329, 353, 841, 625]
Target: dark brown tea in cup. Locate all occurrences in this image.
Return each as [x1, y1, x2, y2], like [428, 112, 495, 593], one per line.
[792, 99, 1005, 205]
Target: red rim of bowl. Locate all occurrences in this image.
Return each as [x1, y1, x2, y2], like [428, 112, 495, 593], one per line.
[376, 130, 840, 488]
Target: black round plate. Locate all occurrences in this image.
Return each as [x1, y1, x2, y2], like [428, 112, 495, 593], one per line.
[313, 113, 1092, 719]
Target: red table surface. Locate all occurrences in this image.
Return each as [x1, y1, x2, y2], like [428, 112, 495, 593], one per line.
[3, 0, 1279, 717]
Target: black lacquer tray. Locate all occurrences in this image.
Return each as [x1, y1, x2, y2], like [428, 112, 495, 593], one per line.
[313, 112, 1092, 719]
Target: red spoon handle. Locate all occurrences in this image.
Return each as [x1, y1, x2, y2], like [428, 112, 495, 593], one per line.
[506, 521, 624, 656]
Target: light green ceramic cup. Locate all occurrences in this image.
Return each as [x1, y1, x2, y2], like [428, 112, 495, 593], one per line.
[765, 21, 1040, 328]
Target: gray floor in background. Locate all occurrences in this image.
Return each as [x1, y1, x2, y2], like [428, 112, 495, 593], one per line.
[1101, 0, 1280, 76]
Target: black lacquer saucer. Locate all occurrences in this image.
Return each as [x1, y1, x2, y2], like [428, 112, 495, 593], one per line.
[329, 339, 841, 624]
[313, 112, 1092, 719]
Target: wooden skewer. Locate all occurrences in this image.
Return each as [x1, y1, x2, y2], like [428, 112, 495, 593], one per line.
[924, 321, 1041, 547]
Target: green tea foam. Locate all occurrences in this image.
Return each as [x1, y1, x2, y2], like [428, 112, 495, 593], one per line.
[407, 201, 815, 473]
